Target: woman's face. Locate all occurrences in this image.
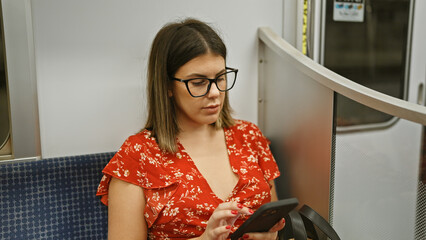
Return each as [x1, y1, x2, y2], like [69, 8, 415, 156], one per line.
[171, 52, 226, 129]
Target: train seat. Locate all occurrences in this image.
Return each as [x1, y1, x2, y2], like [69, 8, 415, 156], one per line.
[0, 152, 114, 239]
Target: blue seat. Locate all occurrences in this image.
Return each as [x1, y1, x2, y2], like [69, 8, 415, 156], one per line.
[0, 152, 114, 240]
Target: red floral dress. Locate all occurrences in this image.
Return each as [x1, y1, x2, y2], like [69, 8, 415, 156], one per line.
[96, 120, 280, 239]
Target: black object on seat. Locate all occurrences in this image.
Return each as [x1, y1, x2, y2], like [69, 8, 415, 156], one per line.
[281, 204, 341, 240]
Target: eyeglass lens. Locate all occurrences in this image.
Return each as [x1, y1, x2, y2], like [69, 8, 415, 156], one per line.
[187, 71, 236, 97]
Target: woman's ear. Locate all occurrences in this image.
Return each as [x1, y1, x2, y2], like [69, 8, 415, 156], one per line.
[168, 89, 173, 97]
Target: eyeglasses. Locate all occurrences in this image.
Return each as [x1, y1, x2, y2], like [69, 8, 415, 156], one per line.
[171, 67, 238, 98]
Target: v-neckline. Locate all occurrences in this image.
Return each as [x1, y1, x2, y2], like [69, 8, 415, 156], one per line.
[177, 128, 241, 202]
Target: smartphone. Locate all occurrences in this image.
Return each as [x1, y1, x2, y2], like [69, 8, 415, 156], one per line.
[230, 198, 299, 240]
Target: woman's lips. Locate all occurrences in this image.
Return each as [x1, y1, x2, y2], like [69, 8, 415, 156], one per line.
[203, 105, 220, 114]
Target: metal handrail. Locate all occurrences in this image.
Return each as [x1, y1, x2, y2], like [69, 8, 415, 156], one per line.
[258, 27, 426, 125]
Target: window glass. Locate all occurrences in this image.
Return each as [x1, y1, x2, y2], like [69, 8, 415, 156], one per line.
[324, 0, 411, 127]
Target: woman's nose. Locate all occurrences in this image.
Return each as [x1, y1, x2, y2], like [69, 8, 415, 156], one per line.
[206, 82, 220, 97]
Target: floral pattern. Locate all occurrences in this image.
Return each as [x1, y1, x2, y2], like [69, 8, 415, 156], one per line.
[96, 120, 280, 239]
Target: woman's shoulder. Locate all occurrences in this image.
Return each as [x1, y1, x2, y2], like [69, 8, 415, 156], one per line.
[114, 129, 164, 160]
[122, 129, 158, 148]
[125, 128, 153, 141]
[104, 129, 176, 186]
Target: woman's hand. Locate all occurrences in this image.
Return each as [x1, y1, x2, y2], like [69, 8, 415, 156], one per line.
[199, 202, 253, 240]
[240, 218, 285, 240]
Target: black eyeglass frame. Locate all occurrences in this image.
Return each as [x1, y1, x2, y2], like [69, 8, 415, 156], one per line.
[171, 67, 238, 98]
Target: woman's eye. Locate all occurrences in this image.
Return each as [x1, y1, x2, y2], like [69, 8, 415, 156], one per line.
[217, 76, 226, 82]
[190, 79, 208, 86]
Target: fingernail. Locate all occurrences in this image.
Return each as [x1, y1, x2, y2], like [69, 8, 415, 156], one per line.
[243, 234, 249, 238]
[248, 209, 254, 214]
[282, 218, 286, 224]
[237, 203, 243, 208]
[226, 225, 231, 229]
[231, 210, 238, 215]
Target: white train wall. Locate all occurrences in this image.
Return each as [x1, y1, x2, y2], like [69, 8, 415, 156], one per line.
[3, 0, 283, 158]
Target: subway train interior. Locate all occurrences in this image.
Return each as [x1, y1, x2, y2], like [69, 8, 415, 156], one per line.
[1, 0, 425, 239]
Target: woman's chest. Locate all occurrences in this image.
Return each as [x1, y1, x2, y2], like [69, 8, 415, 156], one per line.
[144, 154, 272, 223]
[143, 149, 273, 238]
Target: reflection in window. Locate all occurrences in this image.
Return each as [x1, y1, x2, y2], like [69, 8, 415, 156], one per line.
[324, 0, 411, 128]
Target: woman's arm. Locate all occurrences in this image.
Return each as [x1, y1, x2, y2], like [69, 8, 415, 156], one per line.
[108, 177, 148, 240]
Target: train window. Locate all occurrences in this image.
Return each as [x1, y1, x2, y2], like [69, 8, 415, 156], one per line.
[323, 0, 411, 129]
[0, 13, 12, 158]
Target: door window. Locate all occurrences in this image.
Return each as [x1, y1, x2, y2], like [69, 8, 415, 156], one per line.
[324, 0, 411, 129]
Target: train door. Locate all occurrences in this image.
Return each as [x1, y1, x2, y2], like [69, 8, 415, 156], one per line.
[285, 0, 425, 238]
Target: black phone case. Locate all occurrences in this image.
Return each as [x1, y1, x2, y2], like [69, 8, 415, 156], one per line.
[230, 198, 299, 240]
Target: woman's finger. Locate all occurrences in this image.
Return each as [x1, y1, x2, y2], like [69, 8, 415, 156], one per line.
[209, 209, 240, 223]
[268, 218, 285, 232]
[203, 202, 256, 240]
[207, 225, 232, 239]
[241, 218, 285, 240]
[215, 201, 254, 216]
[241, 232, 278, 240]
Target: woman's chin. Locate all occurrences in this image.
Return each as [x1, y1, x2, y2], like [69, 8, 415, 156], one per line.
[203, 115, 220, 126]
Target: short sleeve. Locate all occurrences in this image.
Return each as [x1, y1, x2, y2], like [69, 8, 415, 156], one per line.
[96, 132, 177, 205]
[247, 121, 280, 182]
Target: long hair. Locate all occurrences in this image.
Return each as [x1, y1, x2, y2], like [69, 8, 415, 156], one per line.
[144, 18, 234, 153]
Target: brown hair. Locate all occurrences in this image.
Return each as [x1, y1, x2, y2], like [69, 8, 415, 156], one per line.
[144, 18, 234, 153]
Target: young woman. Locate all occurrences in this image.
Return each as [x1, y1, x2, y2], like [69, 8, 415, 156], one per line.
[97, 18, 284, 240]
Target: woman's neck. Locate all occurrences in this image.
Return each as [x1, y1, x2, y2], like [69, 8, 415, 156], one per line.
[177, 122, 219, 144]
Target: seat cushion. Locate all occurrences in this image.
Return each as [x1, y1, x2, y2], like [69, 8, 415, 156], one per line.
[0, 152, 114, 240]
